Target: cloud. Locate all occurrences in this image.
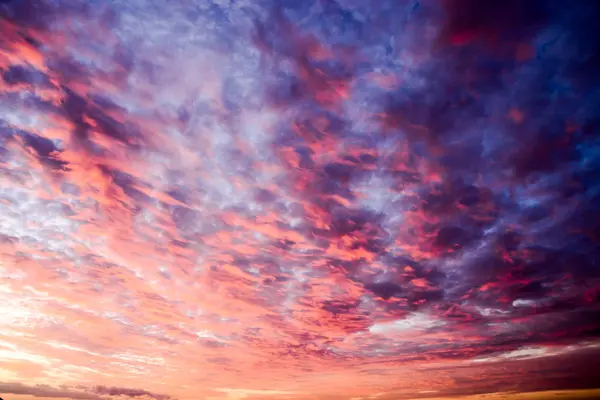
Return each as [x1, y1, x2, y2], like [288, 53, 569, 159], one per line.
[0, 0, 599, 399]
[471, 343, 600, 364]
[368, 312, 445, 335]
[0, 382, 175, 400]
[93, 386, 172, 400]
[0, 382, 102, 400]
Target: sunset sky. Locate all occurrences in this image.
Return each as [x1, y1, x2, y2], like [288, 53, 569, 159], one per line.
[1, 0, 599, 399]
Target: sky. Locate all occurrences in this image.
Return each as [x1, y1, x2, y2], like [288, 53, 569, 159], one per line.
[0, 0, 599, 399]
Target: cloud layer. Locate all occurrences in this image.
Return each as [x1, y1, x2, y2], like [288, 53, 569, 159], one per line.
[1, 0, 599, 399]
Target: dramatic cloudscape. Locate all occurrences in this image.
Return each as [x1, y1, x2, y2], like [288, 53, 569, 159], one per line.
[1, 0, 599, 399]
